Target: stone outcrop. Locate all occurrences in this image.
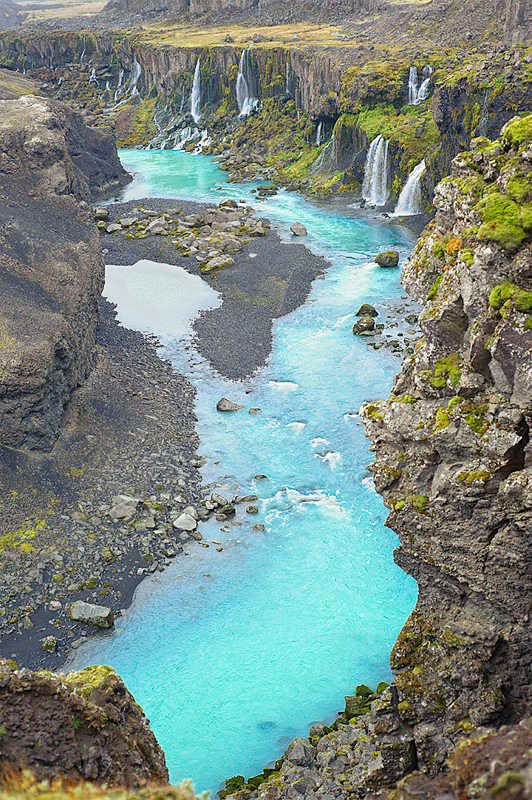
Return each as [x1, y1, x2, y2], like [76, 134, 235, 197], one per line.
[0, 661, 168, 786]
[0, 95, 129, 451]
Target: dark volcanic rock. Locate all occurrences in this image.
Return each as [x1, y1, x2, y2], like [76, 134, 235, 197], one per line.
[0, 660, 168, 786]
[0, 95, 128, 451]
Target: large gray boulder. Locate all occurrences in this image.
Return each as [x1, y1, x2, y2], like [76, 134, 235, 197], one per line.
[69, 600, 114, 628]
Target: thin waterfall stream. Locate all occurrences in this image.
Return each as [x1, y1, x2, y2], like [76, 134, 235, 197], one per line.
[69, 150, 418, 795]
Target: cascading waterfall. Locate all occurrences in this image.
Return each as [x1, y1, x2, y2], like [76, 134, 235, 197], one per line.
[89, 68, 97, 84]
[80, 35, 86, 63]
[285, 62, 295, 99]
[190, 59, 202, 123]
[114, 69, 124, 102]
[362, 135, 390, 206]
[408, 65, 432, 105]
[316, 121, 323, 146]
[236, 46, 259, 117]
[127, 59, 141, 97]
[394, 159, 426, 215]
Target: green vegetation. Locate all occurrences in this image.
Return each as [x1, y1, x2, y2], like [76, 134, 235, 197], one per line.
[433, 408, 450, 432]
[489, 282, 532, 313]
[475, 193, 532, 252]
[0, 773, 203, 800]
[393, 495, 429, 513]
[427, 353, 461, 389]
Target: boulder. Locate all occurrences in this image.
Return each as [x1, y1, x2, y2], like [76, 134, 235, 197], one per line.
[375, 250, 399, 267]
[217, 397, 245, 411]
[355, 303, 378, 317]
[173, 512, 198, 530]
[290, 222, 308, 236]
[69, 600, 114, 628]
[219, 198, 238, 210]
[201, 255, 235, 273]
[40, 636, 58, 652]
[94, 207, 109, 220]
[352, 316, 375, 334]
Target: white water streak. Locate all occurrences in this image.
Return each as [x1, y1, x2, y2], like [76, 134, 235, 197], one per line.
[362, 135, 390, 206]
[394, 159, 426, 215]
[191, 59, 201, 123]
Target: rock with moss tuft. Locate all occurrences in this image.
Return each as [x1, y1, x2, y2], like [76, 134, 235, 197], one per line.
[375, 250, 399, 267]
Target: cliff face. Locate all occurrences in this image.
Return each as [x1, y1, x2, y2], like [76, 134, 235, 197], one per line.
[0, 95, 129, 451]
[0, 660, 168, 785]
[360, 113, 532, 765]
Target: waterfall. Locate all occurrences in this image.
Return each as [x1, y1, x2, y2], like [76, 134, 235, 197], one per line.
[190, 60, 201, 123]
[113, 70, 124, 102]
[316, 121, 323, 146]
[80, 35, 86, 63]
[127, 59, 141, 96]
[361, 135, 390, 206]
[408, 65, 432, 105]
[394, 160, 426, 215]
[236, 46, 259, 117]
[285, 62, 295, 98]
[89, 68, 97, 84]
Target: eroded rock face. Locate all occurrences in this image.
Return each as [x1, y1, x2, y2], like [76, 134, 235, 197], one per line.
[0, 95, 128, 451]
[359, 114, 532, 772]
[0, 661, 168, 786]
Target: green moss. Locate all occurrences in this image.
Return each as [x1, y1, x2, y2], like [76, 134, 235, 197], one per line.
[394, 495, 429, 513]
[433, 409, 450, 432]
[64, 665, 116, 700]
[448, 396, 462, 411]
[506, 176, 532, 203]
[489, 282, 532, 312]
[475, 193, 532, 252]
[427, 275, 442, 301]
[391, 394, 417, 404]
[457, 470, 489, 483]
[465, 405, 489, 434]
[429, 353, 461, 388]
[502, 114, 532, 149]
[460, 247, 474, 267]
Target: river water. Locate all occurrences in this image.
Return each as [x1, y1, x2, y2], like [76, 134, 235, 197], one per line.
[71, 150, 418, 795]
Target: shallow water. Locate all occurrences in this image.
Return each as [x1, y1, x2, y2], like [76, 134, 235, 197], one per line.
[73, 151, 418, 794]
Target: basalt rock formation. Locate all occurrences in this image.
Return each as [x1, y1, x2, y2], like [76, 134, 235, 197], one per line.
[0, 660, 168, 785]
[0, 94, 130, 451]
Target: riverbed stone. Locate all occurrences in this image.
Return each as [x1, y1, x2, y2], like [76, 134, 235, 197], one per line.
[356, 304, 378, 317]
[201, 255, 235, 273]
[69, 600, 114, 628]
[352, 316, 375, 334]
[290, 222, 308, 236]
[375, 250, 399, 267]
[40, 636, 58, 653]
[217, 397, 244, 412]
[173, 512, 197, 530]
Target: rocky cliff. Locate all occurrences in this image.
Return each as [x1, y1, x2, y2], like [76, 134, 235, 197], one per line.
[219, 113, 532, 800]
[0, 94, 130, 451]
[0, 660, 168, 785]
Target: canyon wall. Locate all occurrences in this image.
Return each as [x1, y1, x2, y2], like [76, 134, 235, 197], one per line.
[3, 28, 532, 204]
[0, 93, 129, 451]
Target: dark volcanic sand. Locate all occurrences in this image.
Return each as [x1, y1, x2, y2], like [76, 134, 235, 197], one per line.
[0, 196, 329, 671]
[101, 197, 329, 379]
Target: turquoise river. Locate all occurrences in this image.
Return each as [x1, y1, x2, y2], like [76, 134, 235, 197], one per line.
[69, 149, 419, 796]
